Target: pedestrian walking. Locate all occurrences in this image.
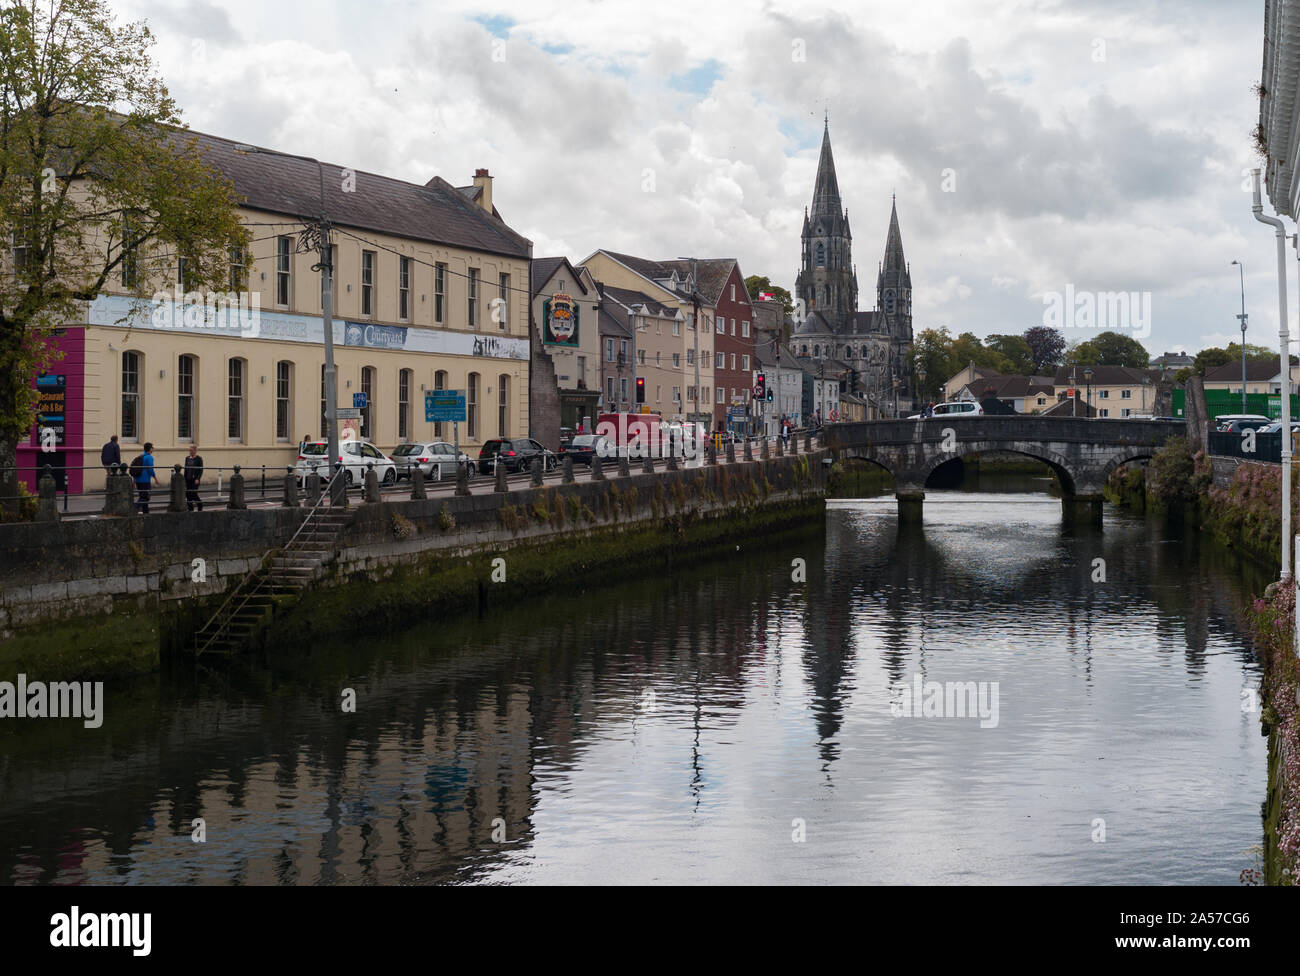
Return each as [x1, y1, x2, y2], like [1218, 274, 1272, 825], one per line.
[130, 441, 159, 514]
[100, 434, 120, 474]
[184, 444, 205, 511]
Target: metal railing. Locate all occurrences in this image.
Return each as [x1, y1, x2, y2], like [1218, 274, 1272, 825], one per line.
[1207, 430, 1285, 463]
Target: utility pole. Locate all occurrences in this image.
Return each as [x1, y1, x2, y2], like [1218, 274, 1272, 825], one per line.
[677, 256, 702, 431]
[1232, 259, 1248, 414]
[235, 144, 339, 484]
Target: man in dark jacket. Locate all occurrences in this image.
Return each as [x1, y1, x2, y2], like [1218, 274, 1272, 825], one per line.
[100, 435, 120, 475]
[183, 444, 204, 511]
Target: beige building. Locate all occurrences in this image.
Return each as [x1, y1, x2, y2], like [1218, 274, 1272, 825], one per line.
[595, 284, 682, 418]
[23, 131, 533, 492]
[581, 250, 715, 425]
[530, 257, 601, 430]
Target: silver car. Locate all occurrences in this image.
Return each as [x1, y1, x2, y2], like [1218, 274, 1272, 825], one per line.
[391, 441, 470, 481]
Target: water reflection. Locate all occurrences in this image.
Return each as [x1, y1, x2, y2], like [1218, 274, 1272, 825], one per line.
[0, 492, 1268, 885]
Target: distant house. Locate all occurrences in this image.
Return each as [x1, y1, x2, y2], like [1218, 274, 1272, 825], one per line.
[1051, 365, 1158, 418]
[1151, 351, 1193, 371]
[960, 374, 1055, 413]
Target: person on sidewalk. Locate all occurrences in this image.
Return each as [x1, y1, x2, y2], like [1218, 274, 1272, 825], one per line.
[184, 444, 205, 511]
[100, 435, 120, 475]
[133, 442, 159, 514]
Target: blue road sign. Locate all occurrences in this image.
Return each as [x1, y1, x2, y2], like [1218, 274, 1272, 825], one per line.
[426, 390, 466, 423]
[353, 392, 368, 409]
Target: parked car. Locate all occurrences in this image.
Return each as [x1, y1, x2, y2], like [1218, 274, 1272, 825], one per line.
[1257, 420, 1300, 434]
[1216, 415, 1272, 433]
[560, 433, 610, 466]
[295, 439, 397, 487]
[559, 427, 576, 450]
[477, 437, 557, 474]
[907, 401, 984, 419]
[391, 441, 471, 481]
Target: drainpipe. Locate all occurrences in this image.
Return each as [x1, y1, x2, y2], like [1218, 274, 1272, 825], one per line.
[1253, 168, 1292, 583]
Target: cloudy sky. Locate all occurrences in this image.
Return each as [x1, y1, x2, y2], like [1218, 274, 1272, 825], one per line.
[117, 0, 1275, 357]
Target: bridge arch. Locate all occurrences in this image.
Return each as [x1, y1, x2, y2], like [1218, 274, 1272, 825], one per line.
[1099, 451, 1158, 486]
[915, 443, 1078, 495]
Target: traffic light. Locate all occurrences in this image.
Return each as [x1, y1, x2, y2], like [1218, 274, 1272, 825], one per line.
[767, 386, 773, 403]
[635, 376, 645, 403]
[755, 373, 766, 400]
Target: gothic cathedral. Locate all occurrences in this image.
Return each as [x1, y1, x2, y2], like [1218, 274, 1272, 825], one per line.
[791, 119, 914, 404]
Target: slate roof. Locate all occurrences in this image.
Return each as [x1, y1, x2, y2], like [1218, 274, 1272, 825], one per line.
[598, 306, 633, 339]
[530, 256, 592, 297]
[184, 128, 532, 259]
[1204, 360, 1283, 383]
[596, 282, 676, 317]
[594, 251, 742, 307]
[1051, 364, 1148, 386]
[1040, 396, 1096, 417]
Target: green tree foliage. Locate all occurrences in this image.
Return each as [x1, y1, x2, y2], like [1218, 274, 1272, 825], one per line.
[1022, 326, 1066, 373]
[0, 0, 249, 512]
[1069, 331, 1150, 367]
[744, 275, 793, 316]
[984, 334, 1034, 375]
[912, 327, 955, 401]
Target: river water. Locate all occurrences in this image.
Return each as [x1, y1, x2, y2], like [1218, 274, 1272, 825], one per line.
[0, 484, 1270, 885]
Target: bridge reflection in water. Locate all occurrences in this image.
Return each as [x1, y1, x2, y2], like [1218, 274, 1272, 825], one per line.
[827, 416, 1185, 523]
[0, 485, 1265, 885]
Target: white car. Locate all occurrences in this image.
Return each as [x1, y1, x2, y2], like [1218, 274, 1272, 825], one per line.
[391, 441, 471, 481]
[295, 439, 397, 487]
[908, 401, 984, 419]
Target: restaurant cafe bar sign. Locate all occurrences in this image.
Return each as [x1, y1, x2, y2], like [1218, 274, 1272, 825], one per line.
[543, 293, 579, 347]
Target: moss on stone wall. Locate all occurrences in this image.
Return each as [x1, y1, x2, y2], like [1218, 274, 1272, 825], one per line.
[0, 610, 159, 680]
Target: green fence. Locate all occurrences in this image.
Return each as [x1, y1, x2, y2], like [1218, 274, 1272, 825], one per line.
[1172, 388, 1300, 420]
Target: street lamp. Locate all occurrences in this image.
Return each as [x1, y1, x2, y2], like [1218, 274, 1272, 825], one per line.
[1231, 259, 1248, 414]
[676, 256, 702, 430]
[233, 143, 339, 489]
[1084, 367, 1093, 415]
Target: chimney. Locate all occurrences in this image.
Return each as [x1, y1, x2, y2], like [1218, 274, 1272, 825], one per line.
[473, 168, 493, 214]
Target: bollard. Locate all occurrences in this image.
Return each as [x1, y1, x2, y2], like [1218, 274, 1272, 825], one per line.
[306, 468, 322, 507]
[618, 453, 630, 477]
[725, 438, 736, 464]
[228, 464, 247, 510]
[743, 437, 753, 462]
[457, 459, 472, 496]
[283, 467, 300, 508]
[169, 464, 187, 512]
[761, 435, 769, 460]
[707, 439, 717, 465]
[495, 459, 509, 493]
[804, 429, 812, 453]
[643, 455, 654, 474]
[592, 454, 605, 481]
[36, 465, 59, 522]
[411, 465, 427, 500]
[667, 450, 678, 472]
[775, 434, 784, 457]
[531, 456, 544, 487]
[364, 462, 380, 502]
[563, 456, 575, 484]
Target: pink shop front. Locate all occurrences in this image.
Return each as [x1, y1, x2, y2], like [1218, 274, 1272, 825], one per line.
[17, 327, 87, 495]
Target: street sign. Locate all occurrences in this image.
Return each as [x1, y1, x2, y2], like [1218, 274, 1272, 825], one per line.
[353, 392, 367, 409]
[336, 407, 361, 419]
[425, 390, 466, 423]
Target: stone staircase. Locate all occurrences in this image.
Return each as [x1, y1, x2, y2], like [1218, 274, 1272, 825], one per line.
[191, 495, 353, 657]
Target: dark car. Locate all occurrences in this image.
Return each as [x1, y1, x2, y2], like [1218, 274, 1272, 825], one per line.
[559, 427, 576, 450]
[561, 433, 610, 466]
[1220, 418, 1273, 434]
[478, 437, 557, 474]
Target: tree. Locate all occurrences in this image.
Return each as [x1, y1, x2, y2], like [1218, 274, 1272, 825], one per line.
[1071, 331, 1150, 367]
[984, 333, 1034, 375]
[1022, 326, 1066, 373]
[1192, 347, 1233, 375]
[0, 0, 249, 514]
[912, 327, 955, 401]
[744, 275, 793, 316]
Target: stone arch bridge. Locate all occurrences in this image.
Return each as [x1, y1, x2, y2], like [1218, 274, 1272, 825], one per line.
[826, 416, 1186, 522]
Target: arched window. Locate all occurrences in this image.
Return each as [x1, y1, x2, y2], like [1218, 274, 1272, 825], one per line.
[498, 373, 510, 437]
[823, 284, 830, 305]
[861, 345, 868, 358]
[177, 354, 196, 441]
[360, 366, 375, 440]
[813, 345, 820, 357]
[800, 345, 808, 356]
[397, 368, 412, 441]
[121, 351, 142, 441]
[434, 370, 448, 439]
[816, 242, 825, 267]
[227, 357, 246, 441]
[275, 361, 292, 442]
[467, 372, 480, 440]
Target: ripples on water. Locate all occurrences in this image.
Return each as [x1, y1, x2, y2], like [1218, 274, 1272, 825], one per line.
[0, 492, 1268, 885]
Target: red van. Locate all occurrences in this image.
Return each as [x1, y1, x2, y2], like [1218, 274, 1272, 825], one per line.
[595, 412, 665, 458]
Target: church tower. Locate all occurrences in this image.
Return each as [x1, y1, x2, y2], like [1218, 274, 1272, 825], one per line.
[877, 196, 913, 370]
[795, 119, 857, 329]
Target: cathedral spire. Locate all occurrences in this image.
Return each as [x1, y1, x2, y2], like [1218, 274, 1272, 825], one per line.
[811, 119, 842, 218]
[882, 196, 907, 276]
